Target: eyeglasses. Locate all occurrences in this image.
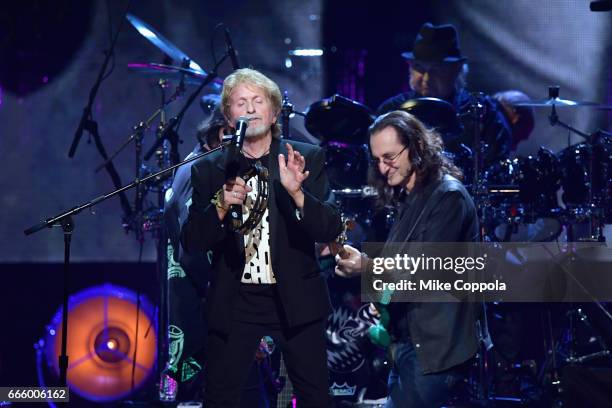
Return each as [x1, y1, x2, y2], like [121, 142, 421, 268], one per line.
[370, 145, 408, 166]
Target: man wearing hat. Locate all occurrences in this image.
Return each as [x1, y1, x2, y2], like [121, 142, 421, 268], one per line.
[377, 22, 511, 170]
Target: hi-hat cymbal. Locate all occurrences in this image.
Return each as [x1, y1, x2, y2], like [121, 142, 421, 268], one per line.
[514, 97, 612, 109]
[126, 13, 204, 73]
[127, 62, 223, 91]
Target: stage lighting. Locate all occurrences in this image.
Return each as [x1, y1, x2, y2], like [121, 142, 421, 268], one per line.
[41, 284, 157, 402]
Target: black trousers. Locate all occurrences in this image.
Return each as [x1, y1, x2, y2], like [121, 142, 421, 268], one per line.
[205, 318, 331, 407]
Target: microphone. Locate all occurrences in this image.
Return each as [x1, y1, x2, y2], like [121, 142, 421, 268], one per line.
[590, 0, 612, 11]
[225, 116, 249, 175]
[224, 27, 240, 70]
[225, 116, 249, 230]
[231, 116, 249, 153]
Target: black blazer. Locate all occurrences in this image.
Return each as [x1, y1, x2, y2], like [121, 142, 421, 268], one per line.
[386, 175, 480, 374]
[181, 138, 343, 334]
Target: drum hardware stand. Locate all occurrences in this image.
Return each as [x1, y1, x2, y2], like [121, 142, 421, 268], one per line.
[468, 92, 492, 242]
[466, 92, 500, 407]
[469, 93, 485, 197]
[564, 308, 612, 364]
[536, 244, 612, 403]
[67, 1, 133, 228]
[547, 86, 596, 142]
[537, 307, 563, 404]
[280, 91, 306, 139]
[547, 86, 606, 243]
[539, 306, 612, 405]
[94, 80, 185, 235]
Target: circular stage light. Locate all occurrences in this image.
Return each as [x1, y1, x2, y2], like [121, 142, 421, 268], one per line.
[43, 284, 157, 402]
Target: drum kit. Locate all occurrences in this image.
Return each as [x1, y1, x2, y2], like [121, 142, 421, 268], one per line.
[301, 88, 612, 248]
[111, 11, 612, 406]
[121, 12, 612, 248]
[299, 89, 612, 405]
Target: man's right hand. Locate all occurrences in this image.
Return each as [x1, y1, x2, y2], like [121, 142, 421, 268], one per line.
[217, 177, 252, 220]
[334, 244, 366, 277]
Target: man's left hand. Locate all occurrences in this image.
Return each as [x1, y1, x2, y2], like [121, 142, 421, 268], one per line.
[334, 244, 365, 277]
[278, 143, 309, 208]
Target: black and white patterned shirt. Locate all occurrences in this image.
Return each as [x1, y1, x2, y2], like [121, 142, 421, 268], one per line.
[241, 174, 275, 284]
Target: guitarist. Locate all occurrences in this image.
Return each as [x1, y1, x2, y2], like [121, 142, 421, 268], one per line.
[335, 110, 479, 408]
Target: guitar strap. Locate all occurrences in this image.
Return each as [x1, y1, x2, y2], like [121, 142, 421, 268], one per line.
[385, 176, 449, 256]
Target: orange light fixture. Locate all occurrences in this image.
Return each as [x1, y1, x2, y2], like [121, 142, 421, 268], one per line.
[44, 284, 157, 402]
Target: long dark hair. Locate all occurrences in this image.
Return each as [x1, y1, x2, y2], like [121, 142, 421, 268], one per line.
[368, 110, 462, 207]
[196, 108, 227, 150]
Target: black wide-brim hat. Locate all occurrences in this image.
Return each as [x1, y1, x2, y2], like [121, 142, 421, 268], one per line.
[401, 22, 467, 63]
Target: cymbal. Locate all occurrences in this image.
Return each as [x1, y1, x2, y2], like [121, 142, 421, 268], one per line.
[399, 97, 462, 136]
[126, 13, 204, 73]
[304, 95, 374, 143]
[514, 97, 612, 109]
[127, 62, 223, 91]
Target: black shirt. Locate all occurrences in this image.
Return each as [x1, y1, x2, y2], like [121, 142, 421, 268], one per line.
[382, 175, 480, 374]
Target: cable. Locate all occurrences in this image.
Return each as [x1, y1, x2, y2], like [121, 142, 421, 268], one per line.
[102, 0, 116, 81]
[131, 291, 141, 390]
[101, 0, 131, 83]
[211, 23, 226, 71]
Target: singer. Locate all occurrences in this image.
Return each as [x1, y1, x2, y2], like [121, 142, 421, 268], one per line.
[181, 68, 342, 407]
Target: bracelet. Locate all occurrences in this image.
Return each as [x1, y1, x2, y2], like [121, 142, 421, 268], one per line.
[211, 189, 229, 211]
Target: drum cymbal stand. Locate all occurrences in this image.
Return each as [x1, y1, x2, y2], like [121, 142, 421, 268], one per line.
[280, 91, 306, 139]
[467, 92, 498, 407]
[547, 86, 605, 243]
[469, 92, 492, 242]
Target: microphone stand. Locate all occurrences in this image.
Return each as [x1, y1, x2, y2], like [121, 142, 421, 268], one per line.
[24, 143, 227, 235]
[24, 141, 228, 385]
[25, 58, 224, 388]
